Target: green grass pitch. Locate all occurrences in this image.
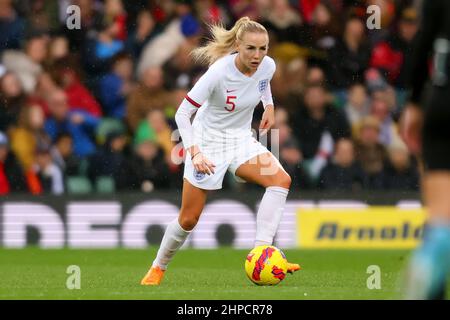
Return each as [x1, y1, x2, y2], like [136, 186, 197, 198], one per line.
[0, 248, 448, 300]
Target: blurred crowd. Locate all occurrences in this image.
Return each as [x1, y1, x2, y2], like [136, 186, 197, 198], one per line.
[0, 0, 421, 195]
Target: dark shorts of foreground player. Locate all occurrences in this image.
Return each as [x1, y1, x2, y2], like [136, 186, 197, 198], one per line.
[422, 88, 450, 171]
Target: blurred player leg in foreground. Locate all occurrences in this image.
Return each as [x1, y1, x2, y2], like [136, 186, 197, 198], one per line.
[402, 103, 450, 299]
[400, 0, 450, 299]
[404, 171, 450, 299]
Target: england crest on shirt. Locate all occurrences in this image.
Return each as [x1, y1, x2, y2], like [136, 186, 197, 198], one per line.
[258, 79, 269, 93]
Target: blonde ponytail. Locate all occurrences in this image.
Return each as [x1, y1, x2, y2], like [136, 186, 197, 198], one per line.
[191, 17, 267, 66]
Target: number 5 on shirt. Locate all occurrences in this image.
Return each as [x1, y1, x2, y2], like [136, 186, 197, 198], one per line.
[225, 96, 236, 112]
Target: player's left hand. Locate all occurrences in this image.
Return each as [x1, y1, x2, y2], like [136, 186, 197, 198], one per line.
[260, 105, 275, 136]
[399, 103, 423, 155]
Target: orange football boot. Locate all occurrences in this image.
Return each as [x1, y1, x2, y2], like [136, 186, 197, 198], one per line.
[286, 262, 301, 274]
[140, 266, 165, 285]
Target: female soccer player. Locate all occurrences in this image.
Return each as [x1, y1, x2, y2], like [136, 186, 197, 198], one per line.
[140, 17, 300, 285]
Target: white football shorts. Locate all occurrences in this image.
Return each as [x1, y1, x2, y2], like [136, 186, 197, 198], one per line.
[183, 135, 270, 190]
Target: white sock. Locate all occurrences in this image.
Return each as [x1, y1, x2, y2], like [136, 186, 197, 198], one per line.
[254, 186, 289, 247]
[152, 218, 191, 270]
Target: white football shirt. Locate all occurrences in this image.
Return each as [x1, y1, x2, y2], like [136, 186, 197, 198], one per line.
[176, 53, 275, 148]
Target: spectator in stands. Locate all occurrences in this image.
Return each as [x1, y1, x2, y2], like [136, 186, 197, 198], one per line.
[125, 10, 158, 60]
[272, 107, 311, 189]
[9, 103, 50, 171]
[261, 0, 303, 43]
[369, 7, 418, 88]
[117, 129, 170, 192]
[87, 130, 127, 186]
[384, 140, 419, 191]
[163, 40, 200, 91]
[47, 35, 70, 64]
[369, 92, 402, 148]
[344, 83, 370, 136]
[104, 0, 128, 41]
[194, 0, 226, 25]
[99, 52, 134, 119]
[292, 83, 351, 161]
[365, 67, 400, 116]
[51, 133, 80, 177]
[278, 124, 312, 190]
[328, 16, 370, 90]
[46, 35, 83, 79]
[0, 71, 26, 132]
[0, 0, 25, 52]
[83, 18, 125, 78]
[28, 72, 58, 117]
[306, 65, 326, 86]
[285, 58, 308, 96]
[34, 142, 64, 195]
[45, 89, 100, 158]
[0, 131, 28, 194]
[269, 60, 289, 106]
[137, 6, 200, 75]
[274, 58, 308, 119]
[27, 0, 57, 32]
[52, 66, 103, 117]
[94, 19, 125, 59]
[126, 66, 173, 132]
[228, 0, 260, 21]
[135, 109, 175, 167]
[1, 30, 48, 93]
[305, 1, 341, 50]
[354, 116, 388, 190]
[319, 138, 365, 191]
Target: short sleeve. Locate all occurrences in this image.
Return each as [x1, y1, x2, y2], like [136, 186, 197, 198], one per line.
[266, 56, 276, 79]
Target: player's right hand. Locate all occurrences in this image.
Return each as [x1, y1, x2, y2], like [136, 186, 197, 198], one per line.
[192, 152, 216, 175]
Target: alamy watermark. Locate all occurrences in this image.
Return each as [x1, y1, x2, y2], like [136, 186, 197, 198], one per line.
[66, 265, 81, 290]
[66, 5, 81, 30]
[366, 5, 381, 30]
[366, 265, 381, 290]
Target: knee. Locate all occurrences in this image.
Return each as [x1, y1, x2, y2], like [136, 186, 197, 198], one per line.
[178, 214, 199, 231]
[265, 172, 291, 189]
[273, 172, 291, 189]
